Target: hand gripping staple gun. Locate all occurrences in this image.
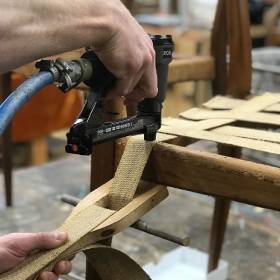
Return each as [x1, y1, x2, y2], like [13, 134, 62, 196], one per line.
[36, 35, 174, 155]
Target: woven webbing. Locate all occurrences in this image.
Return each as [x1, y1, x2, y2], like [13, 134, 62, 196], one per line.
[0, 137, 155, 280]
[109, 137, 156, 210]
[0, 205, 115, 280]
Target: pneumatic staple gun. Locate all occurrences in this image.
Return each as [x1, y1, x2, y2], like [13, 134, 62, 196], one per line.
[36, 35, 174, 155]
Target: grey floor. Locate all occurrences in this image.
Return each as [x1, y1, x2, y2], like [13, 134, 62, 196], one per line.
[0, 154, 280, 279]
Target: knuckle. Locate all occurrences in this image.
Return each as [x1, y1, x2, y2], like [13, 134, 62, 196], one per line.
[143, 53, 153, 67]
[147, 83, 158, 98]
[152, 89, 158, 97]
[126, 59, 141, 73]
[56, 261, 72, 275]
[150, 48, 156, 60]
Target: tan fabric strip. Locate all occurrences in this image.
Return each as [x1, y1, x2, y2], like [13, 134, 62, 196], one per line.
[156, 133, 178, 142]
[0, 136, 159, 279]
[265, 103, 280, 113]
[163, 117, 197, 127]
[163, 117, 235, 130]
[180, 107, 280, 126]
[0, 182, 168, 280]
[213, 126, 280, 144]
[203, 95, 280, 113]
[230, 93, 280, 113]
[160, 125, 280, 155]
[182, 93, 280, 125]
[109, 136, 156, 210]
[0, 205, 115, 280]
[203, 95, 245, 110]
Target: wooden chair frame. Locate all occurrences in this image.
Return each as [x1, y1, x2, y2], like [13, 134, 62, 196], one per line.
[0, 0, 257, 278]
[86, 0, 254, 278]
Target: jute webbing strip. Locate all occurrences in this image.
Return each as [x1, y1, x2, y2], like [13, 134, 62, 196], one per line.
[162, 118, 234, 131]
[203, 95, 280, 113]
[0, 137, 157, 279]
[213, 126, 280, 144]
[161, 93, 280, 155]
[181, 93, 280, 126]
[160, 125, 280, 155]
[230, 93, 280, 113]
[162, 118, 280, 145]
[109, 137, 156, 210]
[181, 108, 280, 126]
[203, 95, 245, 110]
[0, 205, 115, 280]
[265, 103, 280, 113]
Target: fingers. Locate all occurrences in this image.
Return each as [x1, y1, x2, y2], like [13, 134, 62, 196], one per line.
[39, 272, 58, 280]
[138, 52, 158, 99]
[107, 51, 157, 103]
[132, 34, 158, 99]
[95, 25, 157, 104]
[26, 232, 68, 252]
[3, 232, 68, 256]
[124, 88, 145, 105]
[123, 59, 158, 106]
[39, 260, 72, 280]
[54, 260, 72, 275]
[106, 77, 135, 100]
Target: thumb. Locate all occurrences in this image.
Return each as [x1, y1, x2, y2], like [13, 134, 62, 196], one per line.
[5, 232, 68, 255]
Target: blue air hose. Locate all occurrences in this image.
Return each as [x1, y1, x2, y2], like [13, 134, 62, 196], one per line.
[0, 72, 54, 135]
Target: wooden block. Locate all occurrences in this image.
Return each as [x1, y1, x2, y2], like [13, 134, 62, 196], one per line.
[30, 138, 48, 166]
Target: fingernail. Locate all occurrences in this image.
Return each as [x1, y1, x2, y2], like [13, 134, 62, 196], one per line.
[53, 231, 68, 241]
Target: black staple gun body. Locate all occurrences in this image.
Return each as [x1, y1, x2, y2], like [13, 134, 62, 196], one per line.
[65, 35, 174, 155]
[37, 35, 174, 156]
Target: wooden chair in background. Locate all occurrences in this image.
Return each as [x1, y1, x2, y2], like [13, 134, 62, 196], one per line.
[0, 74, 12, 207]
[264, 2, 280, 45]
[205, 0, 252, 270]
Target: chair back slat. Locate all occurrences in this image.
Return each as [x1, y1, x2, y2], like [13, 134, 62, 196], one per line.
[212, 0, 252, 99]
[211, 0, 228, 97]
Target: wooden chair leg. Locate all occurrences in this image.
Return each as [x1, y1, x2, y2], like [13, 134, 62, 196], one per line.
[86, 98, 125, 280]
[208, 145, 241, 272]
[208, 198, 231, 272]
[2, 128, 13, 207]
[30, 138, 48, 166]
[0, 73, 13, 207]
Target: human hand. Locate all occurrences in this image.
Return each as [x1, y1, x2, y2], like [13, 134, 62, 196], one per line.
[91, 1, 158, 105]
[0, 232, 72, 280]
